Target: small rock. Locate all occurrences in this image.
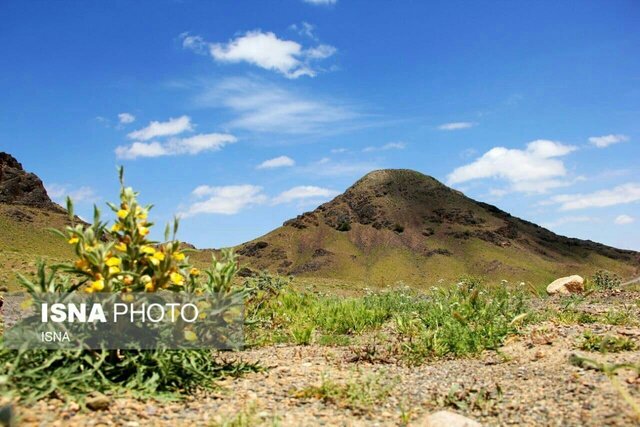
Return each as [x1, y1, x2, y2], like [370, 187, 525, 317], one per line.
[413, 410, 481, 427]
[86, 392, 111, 411]
[0, 286, 8, 292]
[546, 275, 584, 295]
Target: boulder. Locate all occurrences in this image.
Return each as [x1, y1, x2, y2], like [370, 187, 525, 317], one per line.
[413, 410, 481, 427]
[546, 275, 584, 295]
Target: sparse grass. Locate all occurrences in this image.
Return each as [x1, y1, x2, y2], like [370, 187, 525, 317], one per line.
[437, 383, 503, 415]
[293, 370, 397, 410]
[211, 402, 281, 427]
[249, 276, 529, 363]
[569, 354, 640, 420]
[579, 331, 638, 353]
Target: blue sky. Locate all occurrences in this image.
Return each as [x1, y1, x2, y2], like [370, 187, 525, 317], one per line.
[1, 0, 639, 249]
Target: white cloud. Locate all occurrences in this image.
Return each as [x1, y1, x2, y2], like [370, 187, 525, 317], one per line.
[196, 77, 360, 135]
[543, 216, 594, 228]
[118, 113, 136, 124]
[46, 184, 98, 204]
[614, 214, 635, 225]
[181, 185, 267, 217]
[127, 116, 193, 141]
[447, 139, 578, 194]
[272, 186, 337, 204]
[116, 133, 237, 160]
[302, 0, 337, 5]
[180, 183, 337, 216]
[548, 183, 640, 211]
[363, 142, 406, 152]
[330, 148, 347, 153]
[183, 30, 336, 79]
[438, 122, 476, 131]
[257, 155, 295, 169]
[588, 134, 629, 148]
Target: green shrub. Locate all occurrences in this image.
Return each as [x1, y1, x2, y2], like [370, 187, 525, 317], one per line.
[591, 269, 621, 290]
[579, 331, 637, 353]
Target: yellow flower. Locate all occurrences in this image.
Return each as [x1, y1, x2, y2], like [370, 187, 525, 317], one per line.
[184, 330, 197, 342]
[135, 208, 148, 220]
[138, 226, 150, 236]
[91, 279, 105, 291]
[68, 236, 79, 244]
[173, 252, 186, 261]
[153, 252, 165, 261]
[106, 257, 121, 267]
[117, 209, 129, 219]
[114, 242, 127, 252]
[108, 266, 121, 275]
[189, 268, 200, 277]
[111, 223, 123, 232]
[144, 282, 155, 292]
[74, 259, 89, 270]
[141, 246, 156, 255]
[170, 272, 184, 286]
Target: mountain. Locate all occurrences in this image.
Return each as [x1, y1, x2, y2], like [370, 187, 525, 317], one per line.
[0, 153, 73, 289]
[235, 169, 639, 286]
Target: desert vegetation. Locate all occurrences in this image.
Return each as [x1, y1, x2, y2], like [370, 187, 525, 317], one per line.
[0, 169, 638, 426]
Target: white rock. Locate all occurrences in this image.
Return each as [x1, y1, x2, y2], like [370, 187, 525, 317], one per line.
[546, 275, 584, 295]
[413, 410, 481, 427]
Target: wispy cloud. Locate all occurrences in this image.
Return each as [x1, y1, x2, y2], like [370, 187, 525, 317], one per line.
[46, 184, 99, 204]
[127, 116, 193, 141]
[438, 121, 476, 131]
[195, 77, 361, 135]
[447, 140, 578, 194]
[546, 183, 640, 211]
[289, 22, 318, 40]
[299, 158, 378, 177]
[588, 134, 629, 148]
[116, 133, 237, 160]
[302, 0, 337, 5]
[272, 185, 337, 204]
[362, 142, 405, 152]
[181, 29, 336, 79]
[257, 155, 295, 169]
[118, 113, 136, 124]
[614, 214, 635, 225]
[543, 216, 595, 229]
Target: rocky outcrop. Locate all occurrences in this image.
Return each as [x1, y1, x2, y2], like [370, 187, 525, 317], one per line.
[0, 152, 60, 210]
[546, 275, 585, 295]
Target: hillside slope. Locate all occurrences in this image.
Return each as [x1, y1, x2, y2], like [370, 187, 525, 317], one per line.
[0, 153, 74, 289]
[235, 169, 639, 287]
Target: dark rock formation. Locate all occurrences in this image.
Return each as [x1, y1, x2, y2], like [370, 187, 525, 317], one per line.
[0, 152, 61, 210]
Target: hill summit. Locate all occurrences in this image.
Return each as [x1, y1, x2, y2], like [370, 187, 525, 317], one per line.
[0, 152, 61, 211]
[236, 169, 639, 285]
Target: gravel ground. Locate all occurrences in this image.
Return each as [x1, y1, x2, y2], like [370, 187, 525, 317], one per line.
[4, 292, 640, 426]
